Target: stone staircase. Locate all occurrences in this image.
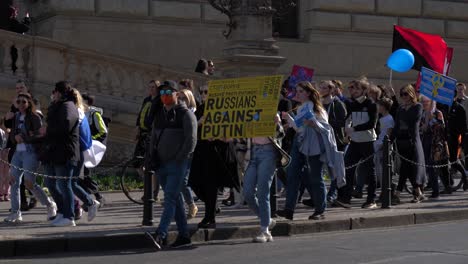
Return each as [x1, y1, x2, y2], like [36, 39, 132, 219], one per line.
[0, 29, 209, 163]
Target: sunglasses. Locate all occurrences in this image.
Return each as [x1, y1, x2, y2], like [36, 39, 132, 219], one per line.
[160, 89, 174, 96]
[400, 92, 409, 97]
[200, 90, 208, 95]
[16, 99, 27, 105]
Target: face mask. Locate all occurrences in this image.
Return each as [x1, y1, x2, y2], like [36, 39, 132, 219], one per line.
[161, 95, 175, 106]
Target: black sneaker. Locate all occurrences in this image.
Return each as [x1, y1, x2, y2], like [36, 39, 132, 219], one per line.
[302, 199, 315, 208]
[276, 209, 294, 220]
[28, 198, 38, 209]
[308, 212, 325, 220]
[96, 196, 106, 208]
[352, 190, 363, 199]
[170, 236, 192, 249]
[333, 199, 351, 209]
[361, 201, 377, 209]
[145, 232, 165, 251]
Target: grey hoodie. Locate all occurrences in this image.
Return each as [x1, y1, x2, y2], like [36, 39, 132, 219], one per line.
[151, 102, 197, 163]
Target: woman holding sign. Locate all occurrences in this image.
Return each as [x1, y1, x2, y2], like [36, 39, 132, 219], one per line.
[277, 81, 330, 221]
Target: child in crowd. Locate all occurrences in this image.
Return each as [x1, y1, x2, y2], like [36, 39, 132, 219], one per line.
[374, 98, 394, 186]
[0, 118, 11, 201]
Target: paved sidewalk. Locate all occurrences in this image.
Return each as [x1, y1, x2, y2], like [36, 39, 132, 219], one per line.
[1, 190, 468, 257]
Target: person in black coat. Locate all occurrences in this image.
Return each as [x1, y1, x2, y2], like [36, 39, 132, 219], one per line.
[40, 81, 80, 227]
[393, 85, 426, 203]
[188, 86, 239, 229]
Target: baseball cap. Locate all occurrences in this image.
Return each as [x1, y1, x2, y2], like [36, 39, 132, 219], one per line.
[158, 80, 179, 91]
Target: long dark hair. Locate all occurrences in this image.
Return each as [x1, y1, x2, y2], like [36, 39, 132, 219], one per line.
[296, 81, 325, 115]
[195, 59, 208, 74]
[17, 92, 36, 114]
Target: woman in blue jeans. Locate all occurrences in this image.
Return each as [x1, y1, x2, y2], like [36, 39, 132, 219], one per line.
[4, 93, 57, 223]
[277, 81, 329, 221]
[243, 115, 283, 243]
[40, 81, 81, 227]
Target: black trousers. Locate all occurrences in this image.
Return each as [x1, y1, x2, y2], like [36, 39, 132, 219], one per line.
[197, 184, 218, 222]
[339, 141, 376, 203]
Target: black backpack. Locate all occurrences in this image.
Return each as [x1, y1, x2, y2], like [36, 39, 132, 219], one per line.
[89, 110, 110, 145]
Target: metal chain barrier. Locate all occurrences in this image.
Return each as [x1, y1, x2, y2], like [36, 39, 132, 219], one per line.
[392, 150, 460, 169]
[345, 153, 375, 170]
[0, 156, 133, 180]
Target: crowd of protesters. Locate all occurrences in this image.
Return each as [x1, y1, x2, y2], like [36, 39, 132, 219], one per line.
[1, 58, 468, 249]
[0, 80, 107, 226]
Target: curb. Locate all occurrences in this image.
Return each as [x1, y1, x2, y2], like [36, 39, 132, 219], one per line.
[2, 209, 468, 258]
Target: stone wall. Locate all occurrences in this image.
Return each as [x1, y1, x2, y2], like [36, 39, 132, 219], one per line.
[16, 0, 468, 85]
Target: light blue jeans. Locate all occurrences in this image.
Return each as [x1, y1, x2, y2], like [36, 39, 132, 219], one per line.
[10, 150, 51, 214]
[72, 152, 93, 207]
[157, 159, 190, 239]
[243, 144, 278, 228]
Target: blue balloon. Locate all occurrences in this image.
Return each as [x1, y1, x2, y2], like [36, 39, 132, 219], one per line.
[387, 49, 415, 73]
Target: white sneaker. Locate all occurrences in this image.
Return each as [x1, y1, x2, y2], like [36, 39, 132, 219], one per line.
[252, 230, 273, 243]
[269, 219, 276, 231]
[52, 217, 76, 227]
[4, 212, 22, 223]
[87, 200, 100, 222]
[47, 202, 58, 220]
[50, 213, 63, 224]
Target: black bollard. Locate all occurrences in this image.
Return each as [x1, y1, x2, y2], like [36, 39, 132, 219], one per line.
[270, 170, 278, 217]
[142, 170, 154, 226]
[381, 135, 392, 209]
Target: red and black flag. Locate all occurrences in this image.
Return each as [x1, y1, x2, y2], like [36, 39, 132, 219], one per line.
[393, 25, 449, 74]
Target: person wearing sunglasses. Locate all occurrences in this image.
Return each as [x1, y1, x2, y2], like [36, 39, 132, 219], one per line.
[145, 80, 197, 250]
[3, 80, 34, 212]
[4, 93, 57, 223]
[334, 77, 378, 209]
[392, 84, 426, 203]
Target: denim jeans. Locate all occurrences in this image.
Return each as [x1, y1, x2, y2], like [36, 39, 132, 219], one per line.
[71, 153, 94, 207]
[181, 158, 195, 205]
[10, 150, 51, 213]
[285, 137, 315, 211]
[304, 155, 326, 214]
[243, 144, 277, 228]
[44, 161, 77, 219]
[157, 159, 189, 239]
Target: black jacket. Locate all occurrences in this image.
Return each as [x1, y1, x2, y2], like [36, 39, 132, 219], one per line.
[437, 102, 467, 136]
[324, 97, 347, 149]
[345, 97, 378, 143]
[43, 99, 80, 164]
[136, 95, 162, 132]
[9, 111, 43, 152]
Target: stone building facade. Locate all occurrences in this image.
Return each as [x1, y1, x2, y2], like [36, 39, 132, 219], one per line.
[3, 0, 468, 160]
[16, 0, 468, 83]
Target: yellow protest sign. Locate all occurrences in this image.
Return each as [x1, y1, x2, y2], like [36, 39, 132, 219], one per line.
[201, 75, 283, 139]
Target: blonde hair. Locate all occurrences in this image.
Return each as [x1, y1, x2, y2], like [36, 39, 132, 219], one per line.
[400, 84, 418, 104]
[179, 89, 197, 109]
[71, 88, 87, 111]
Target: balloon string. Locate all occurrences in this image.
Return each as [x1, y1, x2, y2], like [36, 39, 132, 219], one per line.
[389, 69, 393, 88]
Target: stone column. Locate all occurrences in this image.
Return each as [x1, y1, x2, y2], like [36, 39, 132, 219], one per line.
[214, 0, 286, 78]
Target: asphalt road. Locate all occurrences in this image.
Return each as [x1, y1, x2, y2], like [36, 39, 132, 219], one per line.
[4, 220, 468, 264]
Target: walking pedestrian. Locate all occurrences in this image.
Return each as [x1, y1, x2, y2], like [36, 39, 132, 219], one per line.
[145, 80, 197, 250]
[243, 113, 284, 242]
[40, 81, 80, 227]
[393, 85, 426, 203]
[4, 93, 57, 223]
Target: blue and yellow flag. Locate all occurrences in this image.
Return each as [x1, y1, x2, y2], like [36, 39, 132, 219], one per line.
[420, 67, 457, 106]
